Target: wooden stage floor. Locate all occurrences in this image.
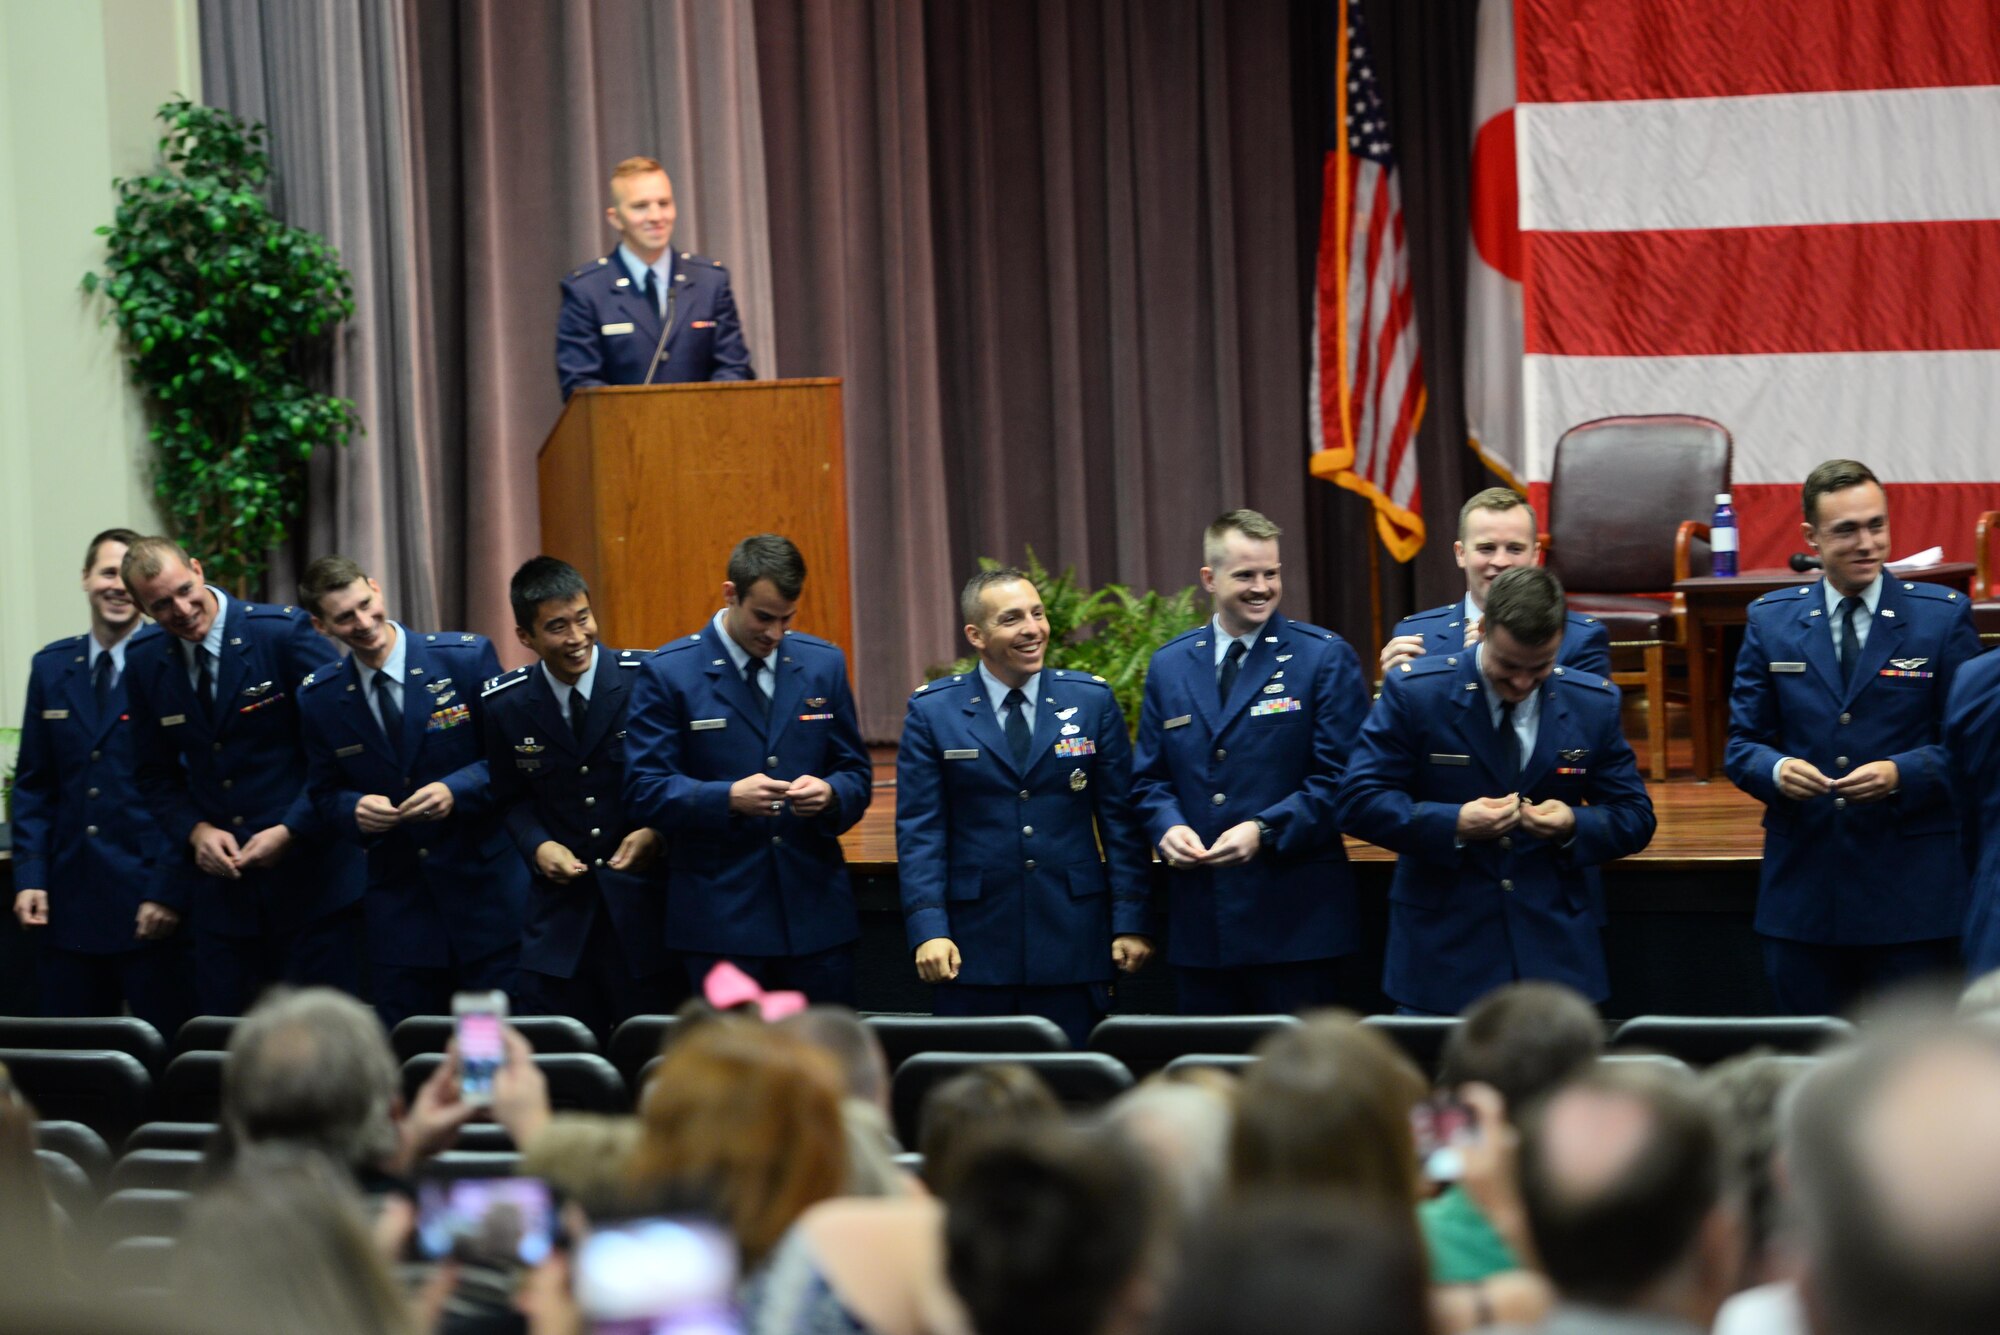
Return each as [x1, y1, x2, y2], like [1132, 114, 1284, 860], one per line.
[839, 704, 1764, 875]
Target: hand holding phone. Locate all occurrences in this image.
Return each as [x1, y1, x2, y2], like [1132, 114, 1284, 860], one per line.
[453, 990, 509, 1103]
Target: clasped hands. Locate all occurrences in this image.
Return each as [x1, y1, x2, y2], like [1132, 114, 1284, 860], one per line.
[1776, 757, 1898, 803]
[534, 828, 661, 883]
[729, 772, 835, 818]
[189, 820, 294, 878]
[356, 781, 456, 834]
[1457, 793, 1575, 842]
[1159, 820, 1263, 870]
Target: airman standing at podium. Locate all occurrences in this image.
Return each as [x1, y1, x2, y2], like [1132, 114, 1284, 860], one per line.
[556, 154, 754, 398]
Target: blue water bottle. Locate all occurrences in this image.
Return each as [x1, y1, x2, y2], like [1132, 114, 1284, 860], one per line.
[1711, 492, 1738, 577]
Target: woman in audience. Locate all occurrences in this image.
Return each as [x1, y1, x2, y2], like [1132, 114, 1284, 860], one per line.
[915, 1063, 1061, 1195]
[0, 1063, 62, 1286]
[1099, 1075, 1236, 1228]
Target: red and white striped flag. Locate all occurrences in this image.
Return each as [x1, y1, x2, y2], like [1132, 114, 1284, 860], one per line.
[1311, 0, 1427, 562]
[1464, 0, 1525, 489]
[1516, 0, 2000, 565]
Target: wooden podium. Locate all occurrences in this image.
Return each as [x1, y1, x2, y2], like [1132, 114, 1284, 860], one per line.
[537, 379, 850, 654]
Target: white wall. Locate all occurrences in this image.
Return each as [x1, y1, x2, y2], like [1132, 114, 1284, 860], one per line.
[0, 0, 199, 744]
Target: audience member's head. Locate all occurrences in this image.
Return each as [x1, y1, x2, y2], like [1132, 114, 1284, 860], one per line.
[1785, 1022, 2000, 1335]
[945, 1123, 1162, 1335]
[0, 1064, 58, 1283]
[1699, 1052, 1810, 1284]
[1158, 1194, 1432, 1335]
[220, 987, 401, 1174]
[1100, 1077, 1235, 1227]
[778, 1006, 891, 1115]
[1231, 1014, 1426, 1214]
[1517, 1062, 1739, 1324]
[631, 1018, 847, 1267]
[174, 1148, 416, 1335]
[1439, 981, 1604, 1118]
[919, 1063, 1063, 1196]
[1955, 965, 2000, 1024]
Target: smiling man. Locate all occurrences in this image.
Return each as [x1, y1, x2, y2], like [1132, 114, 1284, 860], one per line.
[1132, 510, 1371, 1014]
[555, 155, 754, 398]
[481, 557, 676, 1038]
[623, 534, 871, 1003]
[896, 567, 1156, 1046]
[1726, 460, 1982, 1014]
[1339, 566, 1655, 1015]
[12, 528, 193, 1032]
[1379, 488, 1610, 677]
[294, 555, 526, 1028]
[120, 536, 365, 1014]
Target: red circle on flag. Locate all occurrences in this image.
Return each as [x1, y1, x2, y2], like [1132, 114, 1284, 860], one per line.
[1470, 108, 1521, 281]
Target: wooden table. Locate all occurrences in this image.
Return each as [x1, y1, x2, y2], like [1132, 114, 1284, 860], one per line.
[1675, 563, 1974, 779]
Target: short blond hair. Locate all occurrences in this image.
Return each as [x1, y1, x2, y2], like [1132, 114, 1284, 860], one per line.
[119, 535, 193, 589]
[1203, 509, 1282, 568]
[1457, 487, 1536, 543]
[610, 155, 666, 192]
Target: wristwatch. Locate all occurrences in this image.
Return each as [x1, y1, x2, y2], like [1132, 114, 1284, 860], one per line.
[1252, 818, 1273, 846]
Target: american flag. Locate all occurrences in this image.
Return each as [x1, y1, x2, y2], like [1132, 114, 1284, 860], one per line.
[1310, 0, 1427, 562]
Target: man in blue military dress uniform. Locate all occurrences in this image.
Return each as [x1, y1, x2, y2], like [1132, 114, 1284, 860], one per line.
[12, 528, 192, 1032]
[623, 534, 871, 1003]
[1378, 488, 1610, 678]
[556, 155, 754, 398]
[1132, 510, 1370, 1014]
[483, 557, 677, 1039]
[1339, 566, 1656, 1015]
[295, 556, 527, 1028]
[121, 537, 366, 1015]
[1945, 631, 2000, 976]
[1726, 460, 1983, 1013]
[897, 567, 1156, 1046]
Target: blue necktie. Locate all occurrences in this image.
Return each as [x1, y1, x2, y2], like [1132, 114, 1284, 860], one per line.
[1839, 596, 1862, 688]
[1498, 699, 1521, 788]
[745, 656, 770, 719]
[1003, 688, 1031, 768]
[1217, 639, 1247, 703]
[373, 672, 402, 749]
[94, 652, 116, 718]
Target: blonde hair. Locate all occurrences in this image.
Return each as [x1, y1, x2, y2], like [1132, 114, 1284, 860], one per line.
[1203, 509, 1282, 568]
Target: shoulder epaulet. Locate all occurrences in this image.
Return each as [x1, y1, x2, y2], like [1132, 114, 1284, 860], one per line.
[1401, 603, 1456, 624]
[1899, 580, 1962, 602]
[660, 634, 706, 656]
[422, 632, 484, 646]
[482, 666, 532, 697]
[243, 603, 301, 618]
[1551, 664, 1616, 692]
[37, 633, 88, 656]
[679, 251, 724, 271]
[781, 630, 838, 654]
[568, 256, 611, 280]
[1160, 625, 1207, 649]
[912, 673, 974, 698]
[612, 647, 653, 667]
[1567, 610, 1600, 627]
[1283, 619, 1340, 642]
[300, 666, 340, 692]
[1050, 669, 1111, 688]
[1397, 653, 1460, 679]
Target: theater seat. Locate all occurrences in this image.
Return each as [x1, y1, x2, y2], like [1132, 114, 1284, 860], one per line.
[392, 1014, 601, 1062]
[400, 1052, 629, 1114]
[92, 1188, 192, 1249]
[1162, 1053, 1259, 1078]
[1601, 1052, 1697, 1079]
[0, 1017, 167, 1078]
[36, 1120, 114, 1188]
[101, 1235, 177, 1296]
[889, 1051, 1135, 1146]
[159, 1051, 228, 1124]
[1611, 1015, 1855, 1067]
[124, 1122, 219, 1155]
[609, 1015, 683, 1086]
[455, 1123, 517, 1153]
[3, 1050, 155, 1144]
[865, 1014, 1070, 1072]
[108, 1148, 204, 1194]
[1358, 1015, 1461, 1078]
[1087, 1015, 1298, 1078]
[172, 1016, 239, 1056]
[37, 1147, 97, 1223]
[426, 1150, 523, 1180]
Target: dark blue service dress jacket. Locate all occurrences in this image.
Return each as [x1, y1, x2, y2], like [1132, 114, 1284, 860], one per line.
[1945, 646, 2000, 972]
[125, 601, 364, 937]
[1131, 614, 1371, 969]
[896, 668, 1155, 988]
[482, 649, 669, 981]
[556, 251, 753, 397]
[298, 631, 527, 969]
[1389, 602, 1613, 678]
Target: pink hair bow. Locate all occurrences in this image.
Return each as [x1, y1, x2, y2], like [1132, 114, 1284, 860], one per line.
[702, 960, 807, 1021]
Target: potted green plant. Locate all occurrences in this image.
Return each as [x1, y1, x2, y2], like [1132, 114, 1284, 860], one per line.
[84, 97, 358, 591]
[931, 550, 1204, 734]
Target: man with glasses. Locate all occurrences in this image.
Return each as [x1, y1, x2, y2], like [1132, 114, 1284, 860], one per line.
[1726, 460, 1982, 1013]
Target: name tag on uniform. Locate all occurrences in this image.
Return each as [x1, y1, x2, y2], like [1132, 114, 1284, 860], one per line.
[335, 744, 366, 758]
[600, 321, 635, 336]
[1429, 753, 1471, 766]
[1769, 662, 1807, 673]
[691, 718, 728, 731]
[161, 714, 187, 727]
[40, 709, 68, 719]
[944, 749, 980, 760]
[1163, 715, 1192, 730]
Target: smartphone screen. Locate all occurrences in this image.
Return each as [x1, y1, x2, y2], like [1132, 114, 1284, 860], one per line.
[1411, 1095, 1478, 1183]
[454, 990, 508, 1102]
[576, 1218, 740, 1335]
[415, 1176, 554, 1265]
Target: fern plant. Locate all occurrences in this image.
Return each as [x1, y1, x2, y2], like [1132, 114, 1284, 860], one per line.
[930, 549, 1204, 733]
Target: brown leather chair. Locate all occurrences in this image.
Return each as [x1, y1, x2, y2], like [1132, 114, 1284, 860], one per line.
[1976, 510, 2000, 645]
[1541, 414, 1733, 780]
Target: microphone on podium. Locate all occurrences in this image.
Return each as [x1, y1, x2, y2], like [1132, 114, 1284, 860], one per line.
[1788, 552, 1823, 572]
